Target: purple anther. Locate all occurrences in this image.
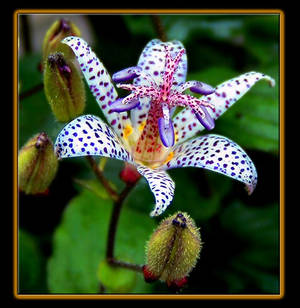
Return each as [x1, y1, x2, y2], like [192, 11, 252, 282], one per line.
[110, 98, 140, 112]
[195, 106, 215, 130]
[190, 81, 215, 95]
[158, 118, 175, 148]
[112, 66, 142, 83]
[59, 19, 71, 32]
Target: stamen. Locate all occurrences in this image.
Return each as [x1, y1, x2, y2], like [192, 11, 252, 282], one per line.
[110, 98, 140, 112]
[112, 66, 142, 83]
[158, 117, 175, 148]
[162, 103, 170, 128]
[178, 81, 215, 95]
[112, 66, 156, 86]
[194, 106, 215, 130]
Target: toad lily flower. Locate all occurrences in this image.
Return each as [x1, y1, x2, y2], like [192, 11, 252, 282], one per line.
[55, 37, 275, 216]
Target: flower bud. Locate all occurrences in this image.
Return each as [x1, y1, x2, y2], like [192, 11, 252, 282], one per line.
[143, 212, 202, 288]
[42, 19, 81, 64]
[120, 162, 141, 184]
[44, 52, 86, 122]
[18, 133, 58, 195]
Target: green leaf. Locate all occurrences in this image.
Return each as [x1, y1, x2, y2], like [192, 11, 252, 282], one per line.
[123, 15, 156, 38]
[163, 15, 244, 43]
[231, 258, 279, 293]
[97, 260, 137, 293]
[220, 201, 279, 247]
[47, 188, 156, 293]
[19, 229, 47, 293]
[73, 178, 112, 200]
[169, 168, 233, 221]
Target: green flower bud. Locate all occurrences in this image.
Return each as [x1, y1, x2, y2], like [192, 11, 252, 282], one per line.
[18, 132, 58, 195]
[44, 52, 86, 122]
[42, 19, 81, 63]
[143, 212, 202, 288]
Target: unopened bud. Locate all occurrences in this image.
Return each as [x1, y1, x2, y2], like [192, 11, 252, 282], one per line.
[18, 133, 58, 195]
[120, 162, 141, 184]
[44, 52, 86, 122]
[42, 19, 80, 64]
[144, 212, 202, 288]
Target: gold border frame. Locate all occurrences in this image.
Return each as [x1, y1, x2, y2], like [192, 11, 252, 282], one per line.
[13, 8, 285, 300]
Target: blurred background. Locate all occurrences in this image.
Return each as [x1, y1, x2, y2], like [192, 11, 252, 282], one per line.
[18, 13, 280, 295]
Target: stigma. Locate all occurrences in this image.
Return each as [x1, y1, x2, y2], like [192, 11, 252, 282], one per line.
[111, 44, 216, 148]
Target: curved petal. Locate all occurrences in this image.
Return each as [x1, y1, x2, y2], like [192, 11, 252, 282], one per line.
[162, 134, 257, 195]
[55, 114, 134, 163]
[61, 36, 131, 139]
[136, 165, 175, 217]
[131, 39, 188, 128]
[205, 71, 275, 119]
[173, 71, 275, 144]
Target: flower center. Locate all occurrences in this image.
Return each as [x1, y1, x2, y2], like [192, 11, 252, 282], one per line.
[112, 44, 215, 167]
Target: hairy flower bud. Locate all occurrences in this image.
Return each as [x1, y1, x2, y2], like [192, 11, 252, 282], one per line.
[42, 19, 81, 64]
[143, 212, 202, 288]
[44, 52, 86, 122]
[18, 133, 58, 195]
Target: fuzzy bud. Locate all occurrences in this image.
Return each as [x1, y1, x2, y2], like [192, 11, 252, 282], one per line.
[144, 212, 202, 288]
[18, 133, 58, 195]
[44, 52, 86, 122]
[42, 19, 80, 64]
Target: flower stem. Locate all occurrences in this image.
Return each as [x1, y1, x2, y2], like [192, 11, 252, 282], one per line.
[19, 83, 44, 101]
[108, 259, 143, 272]
[106, 182, 136, 261]
[85, 156, 119, 201]
[86, 157, 142, 273]
[151, 15, 167, 42]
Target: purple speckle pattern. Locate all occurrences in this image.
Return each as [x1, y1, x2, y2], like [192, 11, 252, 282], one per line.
[62, 36, 129, 138]
[55, 114, 133, 163]
[161, 134, 257, 195]
[173, 71, 275, 144]
[130, 39, 187, 128]
[136, 165, 175, 216]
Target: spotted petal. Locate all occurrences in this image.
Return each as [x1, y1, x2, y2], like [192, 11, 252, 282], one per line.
[162, 134, 257, 195]
[55, 114, 134, 163]
[131, 39, 188, 128]
[173, 71, 275, 144]
[136, 165, 175, 217]
[61, 36, 130, 139]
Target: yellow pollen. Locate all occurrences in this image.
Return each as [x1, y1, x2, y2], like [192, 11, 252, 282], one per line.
[138, 121, 146, 132]
[175, 129, 179, 143]
[123, 124, 133, 139]
[163, 151, 174, 165]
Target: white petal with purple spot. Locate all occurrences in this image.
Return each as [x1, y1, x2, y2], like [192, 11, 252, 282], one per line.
[62, 36, 131, 139]
[55, 114, 134, 163]
[162, 134, 257, 194]
[136, 165, 175, 217]
[173, 71, 275, 144]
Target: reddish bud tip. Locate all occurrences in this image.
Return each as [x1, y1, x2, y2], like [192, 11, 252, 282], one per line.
[142, 265, 158, 283]
[120, 162, 141, 184]
[167, 276, 188, 290]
